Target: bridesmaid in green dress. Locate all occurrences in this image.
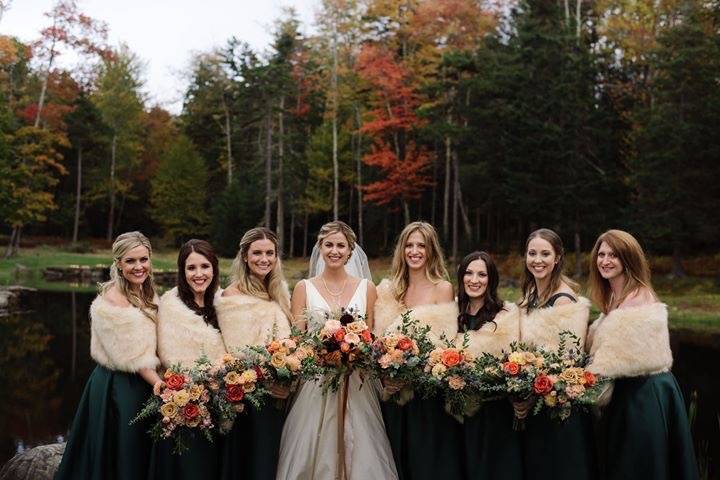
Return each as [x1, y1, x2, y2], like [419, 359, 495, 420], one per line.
[586, 230, 698, 480]
[56, 231, 163, 480]
[151, 239, 227, 480]
[515, 228, 596, 480]
[454, 251, 523, 480]
[374, 221, 461, 480]
[217, 227, 292, 480]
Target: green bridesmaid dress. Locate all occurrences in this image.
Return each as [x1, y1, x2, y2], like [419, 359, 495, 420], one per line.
[221, 402, 286, 480]
[598, 372, 698, 480]
[381, 400, 406, 480]
[55, 365, 153, 480]
[150, 432, 221, 480]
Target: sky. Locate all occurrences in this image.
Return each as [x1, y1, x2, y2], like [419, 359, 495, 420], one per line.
[1, 0, 319, 114]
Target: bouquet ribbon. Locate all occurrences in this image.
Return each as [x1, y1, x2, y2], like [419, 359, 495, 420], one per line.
[335, 372, 351, 480]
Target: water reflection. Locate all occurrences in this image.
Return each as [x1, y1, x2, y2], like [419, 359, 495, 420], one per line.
[0, 289, 717, 477]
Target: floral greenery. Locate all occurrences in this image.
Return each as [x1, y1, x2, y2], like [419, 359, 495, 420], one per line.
[130, 360, 215, 454]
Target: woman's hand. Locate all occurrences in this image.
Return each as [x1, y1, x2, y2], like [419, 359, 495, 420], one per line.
[381, 377, 405, 395]
[153, 380, 164, 396]
[511, 397, 534, 419]
[268, 383, 291, 400]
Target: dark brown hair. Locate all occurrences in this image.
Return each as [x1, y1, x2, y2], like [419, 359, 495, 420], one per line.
[177, 239, 219, 328]
[456, 251, 504, 330]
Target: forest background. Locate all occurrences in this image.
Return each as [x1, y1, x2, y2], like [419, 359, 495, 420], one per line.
[1, 0, 719, 276]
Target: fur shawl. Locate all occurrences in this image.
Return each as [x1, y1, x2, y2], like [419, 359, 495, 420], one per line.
[90, 295, 160, 373]
[157, 287, 227, 369]
[456, 302, 521, 357]
[216, 293, 291, 354]
[385, 302, 459, 346]
[520, 297, 591, 350]
[586, 303, 672, 378]
[373, 279, 405, 336]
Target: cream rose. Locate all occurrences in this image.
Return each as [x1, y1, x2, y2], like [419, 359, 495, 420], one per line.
[173, 389, 190, 407]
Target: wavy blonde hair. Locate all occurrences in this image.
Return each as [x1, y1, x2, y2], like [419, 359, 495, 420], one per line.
[588, 229, 657, 314]
[519, 228, 578, 309]
[230, 227, 291, 318]
[100, 231, 158, 320]
[389, 222, 449, 302]
[317, 221, 357, 256]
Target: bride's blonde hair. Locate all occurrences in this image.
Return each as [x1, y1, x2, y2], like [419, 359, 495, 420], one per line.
[230, 227, 292, 318]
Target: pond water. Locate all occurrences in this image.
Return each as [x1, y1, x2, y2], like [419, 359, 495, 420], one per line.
[1, 290, 718, 478]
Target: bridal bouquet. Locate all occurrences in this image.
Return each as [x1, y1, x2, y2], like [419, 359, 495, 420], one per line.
[131, 361, 215, 454]
[475, 341, 548, 430]
[303, 307, 374, 392]
[529, 332, 606, 421]
[209, 353, 268, 433]
[370, 313, 432, 405]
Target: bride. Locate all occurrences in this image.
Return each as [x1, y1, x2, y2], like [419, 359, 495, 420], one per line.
[276, 221, 398, 480]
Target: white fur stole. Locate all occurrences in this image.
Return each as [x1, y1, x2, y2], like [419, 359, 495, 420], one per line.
[457, 302, 521, 357]
[586, 303, 673, 378]
[373, 279, 405, 336]
[520, 297, 591, 350]
[216, 293, 291, 354]
[90, 295, 160, 373]
[157, 287, 227, 369]
[385, 301, 459, 346]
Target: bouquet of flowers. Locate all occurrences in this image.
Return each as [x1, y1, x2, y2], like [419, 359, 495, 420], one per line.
[418, 335, 484, 419]
[209, 353, 269, 433]
[131, 361, 215, 454]
[370, 313, 433, 405]
[475, 341, 548, 430]
[303, 307, 374, 392]
[529, 332, 606, 421]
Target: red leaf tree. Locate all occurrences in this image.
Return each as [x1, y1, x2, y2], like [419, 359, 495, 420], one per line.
[356, 44, 432, 218]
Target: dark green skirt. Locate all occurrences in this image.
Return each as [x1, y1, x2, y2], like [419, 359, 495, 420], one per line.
[597, 372, 698, 480]
[150, 432, 221, 480]
[383, 394, 464, 480]
[522, 407, 596, 480]
[221, 402, 286, 480]
[55, 365, 153, 480]
[462, 399, 523, 480]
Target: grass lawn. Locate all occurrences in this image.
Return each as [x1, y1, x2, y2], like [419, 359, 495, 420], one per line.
[2, 246, 718, 333]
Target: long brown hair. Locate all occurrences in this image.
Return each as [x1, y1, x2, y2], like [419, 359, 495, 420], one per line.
[519, 228, 578, 308]
[100, 231, 158, 320]
[456, 251, 504, 330]
[588, 229, 657, 314]
[390, 222, 449, 302]
[177, 239, 219, 328]
[229, 227, 291, 318]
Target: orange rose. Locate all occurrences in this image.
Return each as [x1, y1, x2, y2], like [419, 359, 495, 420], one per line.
[503, 361, 520, 376]
[361, 330, 373, 344]
[165, 373, 186, 391]
[267, 340, 282, 353]
[441, 349, 462, 368]
[340, 342, 351, 353]
[533, 374, 554, 395]
[334, 329, 346, 342]
[182, 403, 200, 420]
[583, 371, 596, 387]
[397, 337, 413, 351]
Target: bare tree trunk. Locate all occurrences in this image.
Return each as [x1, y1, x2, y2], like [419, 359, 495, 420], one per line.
[331, 10, 339, 221]
[431, 146, 438, 226]
[4, 226, 17, 258]
[443, 134, 451, 240]
[34, 38, 57, 128]
[452, 163, 459, 263]
[289, 210, 295, 258]
[563, 0, 570, 25]
[453, 152, 472, 239]
[264, 105, 273, 228]
[223, 96, 233, 186]
[276, 96, 285, 252]
[72, 145, 82, 243]
[302, 212, 309, 258]
[354, 106, 364, 246]
[575, 0, 582, 39]
[107, 133, 117, 242]
[574, 212, 582, 278]
[671, 245, 687, 278]
[71, 291, 77, 380]
[402, 200, 410, 225]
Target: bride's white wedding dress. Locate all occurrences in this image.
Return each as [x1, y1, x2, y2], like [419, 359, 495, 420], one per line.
[276, 279, 398, 480]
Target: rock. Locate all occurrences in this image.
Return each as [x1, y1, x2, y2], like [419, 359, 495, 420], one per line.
[0, 443, 65, 480]
[0, 286, 36, 316]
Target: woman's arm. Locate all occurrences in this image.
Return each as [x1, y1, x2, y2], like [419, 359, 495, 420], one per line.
[365, 281, 377, 330]
[290, 280, 308, 331]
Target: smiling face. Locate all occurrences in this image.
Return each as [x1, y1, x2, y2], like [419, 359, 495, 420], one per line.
[244, 238, 277, 279]
[184, 251, 214, 297]
[463, 259, 488, 300]
[117, 245, 151, 288]
[596, 241, 625, 281]
[404, 230, 428, 271]
[526, 237, 558, 281]
[319, 231, 351, 270]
